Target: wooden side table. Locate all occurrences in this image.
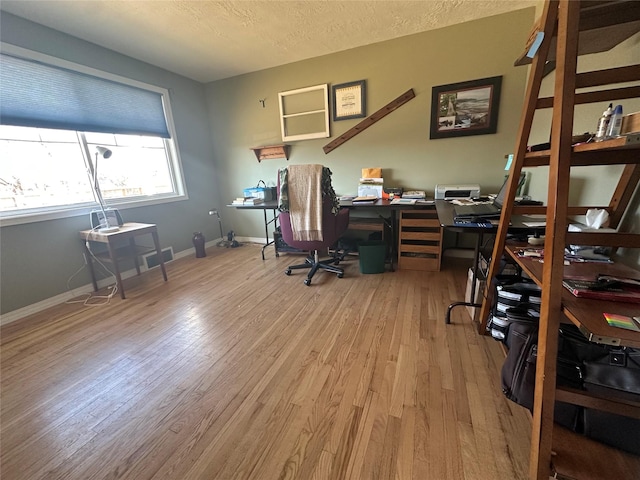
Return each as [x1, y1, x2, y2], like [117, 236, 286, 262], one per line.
[79, 222, 168, 299]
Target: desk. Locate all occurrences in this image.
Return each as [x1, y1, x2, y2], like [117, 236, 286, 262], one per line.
[230, 199, 437, 268]
[79, 222, 168, 299]
[435, 200, 536, 324]
[227, 200, 279, 259]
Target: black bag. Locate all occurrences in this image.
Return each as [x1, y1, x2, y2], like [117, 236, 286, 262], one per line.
[501, 314, 538, 409]
[503, 320, 640, 449]
[582, 346, 640, 455]
[501, 320, 586, 430]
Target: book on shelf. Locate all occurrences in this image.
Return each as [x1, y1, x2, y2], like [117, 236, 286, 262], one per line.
[562, 276, 640, 304]
[232, 196, 263, 205]
[603, 312, 640, 332]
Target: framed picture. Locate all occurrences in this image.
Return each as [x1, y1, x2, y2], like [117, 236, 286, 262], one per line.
[332, 80, 366, 121]
[430, 76, 502, 139]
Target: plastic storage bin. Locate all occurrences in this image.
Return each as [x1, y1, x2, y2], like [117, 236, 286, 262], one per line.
[358, 241, 386, 274]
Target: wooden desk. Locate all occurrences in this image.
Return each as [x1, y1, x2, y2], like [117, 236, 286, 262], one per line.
[79, 222, 168, 299]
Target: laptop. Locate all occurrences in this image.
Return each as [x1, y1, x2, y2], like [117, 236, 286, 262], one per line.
[453, 174, 523, 220]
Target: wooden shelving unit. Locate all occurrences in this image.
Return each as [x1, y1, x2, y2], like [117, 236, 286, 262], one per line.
[477, 1, 640, 479]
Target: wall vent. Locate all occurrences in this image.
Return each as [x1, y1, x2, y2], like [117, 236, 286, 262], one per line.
[141, 247, 174, 270]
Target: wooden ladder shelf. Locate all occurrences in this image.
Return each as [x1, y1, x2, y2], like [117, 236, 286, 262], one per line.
[476, 1, 640, 479]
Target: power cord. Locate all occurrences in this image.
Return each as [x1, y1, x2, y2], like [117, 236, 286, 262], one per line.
[65, 225, 118, 306]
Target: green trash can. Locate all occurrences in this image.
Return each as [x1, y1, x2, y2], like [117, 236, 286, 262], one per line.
[358, 241, 386, 274]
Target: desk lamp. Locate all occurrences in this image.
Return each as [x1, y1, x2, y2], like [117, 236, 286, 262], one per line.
[90, 146, 120, 233]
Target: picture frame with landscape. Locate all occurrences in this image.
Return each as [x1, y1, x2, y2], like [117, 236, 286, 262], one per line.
[430, 76, 502, 139]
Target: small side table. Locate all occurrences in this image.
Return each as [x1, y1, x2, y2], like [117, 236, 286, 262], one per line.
[79, 222, 168, 299]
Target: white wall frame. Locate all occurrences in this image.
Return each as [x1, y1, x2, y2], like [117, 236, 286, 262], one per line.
[278, 84, 330, 142]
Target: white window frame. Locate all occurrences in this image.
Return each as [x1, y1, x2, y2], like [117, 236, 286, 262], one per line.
[0, 43, 188, 227]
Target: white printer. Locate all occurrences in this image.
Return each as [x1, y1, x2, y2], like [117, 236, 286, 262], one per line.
[435, 184, 481, 200]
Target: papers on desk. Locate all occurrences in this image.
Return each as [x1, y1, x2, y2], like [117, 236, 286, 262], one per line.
[453, 220, 494, 228]
[352, 196, 378, 203]
[402, 190, 426, 199]
[390, 198, 416, 205]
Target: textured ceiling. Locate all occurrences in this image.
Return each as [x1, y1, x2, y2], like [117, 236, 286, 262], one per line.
[1, 1, 540, 83]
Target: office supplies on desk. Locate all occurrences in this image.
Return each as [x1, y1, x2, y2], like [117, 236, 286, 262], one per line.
[453, 176, 508, 218]
[352, 196, 377, 203]
[358, 170, 383, 198]
[435, 184, 480, 200]
[390, 198, 416, 205]
[402, 190, 426, 199]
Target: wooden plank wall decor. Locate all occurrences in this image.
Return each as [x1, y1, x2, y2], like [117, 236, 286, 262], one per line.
[323, 88, 416, 154]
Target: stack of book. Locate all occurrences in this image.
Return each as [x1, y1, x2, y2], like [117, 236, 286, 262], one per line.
[232, 196, 263, 205]
[562, 275, 640, 303]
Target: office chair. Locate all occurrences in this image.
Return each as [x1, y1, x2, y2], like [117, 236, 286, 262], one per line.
[278, 165, 350, 286]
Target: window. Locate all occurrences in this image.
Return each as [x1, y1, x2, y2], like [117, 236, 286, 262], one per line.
[0, 44, 186, 225]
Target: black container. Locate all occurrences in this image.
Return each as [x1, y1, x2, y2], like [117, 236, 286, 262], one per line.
[192, 232, 206, 258]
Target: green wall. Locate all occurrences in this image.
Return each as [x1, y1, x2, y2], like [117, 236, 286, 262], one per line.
[206, 8, 639, 268]
[206, 8, 536, 241]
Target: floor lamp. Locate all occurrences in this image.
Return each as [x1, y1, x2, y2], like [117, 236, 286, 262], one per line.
[90, 146, 120, 233]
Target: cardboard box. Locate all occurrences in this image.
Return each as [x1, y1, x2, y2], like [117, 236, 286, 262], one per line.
[465, 268, 486, 322]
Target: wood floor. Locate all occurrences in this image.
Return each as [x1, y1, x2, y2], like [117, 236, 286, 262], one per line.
[1, 244, 532, 480]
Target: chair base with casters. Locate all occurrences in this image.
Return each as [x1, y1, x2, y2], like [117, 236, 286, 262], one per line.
[284, 249, 344, 286]
[279, 203, 350, 286]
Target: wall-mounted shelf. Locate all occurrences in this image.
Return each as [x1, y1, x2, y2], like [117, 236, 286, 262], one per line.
[250, 144, 290, 162]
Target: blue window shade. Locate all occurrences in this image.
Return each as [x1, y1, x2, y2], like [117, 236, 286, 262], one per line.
[0, 53, 170, 138]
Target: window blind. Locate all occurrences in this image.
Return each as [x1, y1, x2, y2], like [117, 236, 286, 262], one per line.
[0, 53, 170, 138]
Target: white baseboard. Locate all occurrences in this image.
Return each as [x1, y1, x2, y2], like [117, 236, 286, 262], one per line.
[1, 267, 141, 326]
[0, 239, 226, 326]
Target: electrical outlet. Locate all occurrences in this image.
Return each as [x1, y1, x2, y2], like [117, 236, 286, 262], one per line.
[208, 209, 218, 216]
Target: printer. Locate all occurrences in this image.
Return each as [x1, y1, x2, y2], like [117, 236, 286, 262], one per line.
[435, 184, 481, 200]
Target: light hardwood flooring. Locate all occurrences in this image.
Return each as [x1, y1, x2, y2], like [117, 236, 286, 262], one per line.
[1, 244, 532, 480]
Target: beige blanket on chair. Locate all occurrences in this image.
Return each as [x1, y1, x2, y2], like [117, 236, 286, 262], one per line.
[288, 164, 324, 241]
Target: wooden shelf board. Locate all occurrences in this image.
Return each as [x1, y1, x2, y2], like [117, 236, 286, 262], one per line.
[523, 134, 640, 167]
[250, 144, 290, 162]
[515, 2, 640, 67]
[504, 244, 640, 348]
[551, 425, 640, 480]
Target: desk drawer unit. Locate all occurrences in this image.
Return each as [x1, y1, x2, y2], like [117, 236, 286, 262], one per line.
[398, 209, 442, 271]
